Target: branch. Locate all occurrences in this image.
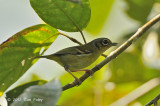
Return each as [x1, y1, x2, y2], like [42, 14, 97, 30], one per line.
[145, 93, 160, 106]
[59, 32, 83, 45]
[42, 32, 83, 46]
[62, 14, 160, 91]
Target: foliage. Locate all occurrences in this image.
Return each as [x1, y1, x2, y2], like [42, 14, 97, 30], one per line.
[125, 0, 154, 23]
[30, 0, 91, 32]
[0, 24, 58, 93]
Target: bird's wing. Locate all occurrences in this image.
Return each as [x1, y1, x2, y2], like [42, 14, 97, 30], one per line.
[53, 46, 93, 56]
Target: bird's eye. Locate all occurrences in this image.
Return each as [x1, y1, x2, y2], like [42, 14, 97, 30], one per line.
[102, 39, 109, 45]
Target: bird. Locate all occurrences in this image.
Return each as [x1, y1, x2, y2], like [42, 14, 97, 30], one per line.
[34, 38, 117, 85]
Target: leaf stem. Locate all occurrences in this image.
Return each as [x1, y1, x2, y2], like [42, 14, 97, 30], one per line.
[42, 32, 83, 45]
[59, 32, 83, 45]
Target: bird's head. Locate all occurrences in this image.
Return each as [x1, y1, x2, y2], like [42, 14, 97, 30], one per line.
[89, 38, 117, 52]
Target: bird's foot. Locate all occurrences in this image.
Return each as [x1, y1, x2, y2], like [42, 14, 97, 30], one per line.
[85, 69, 94, 76]
[72, 69, 94, 76]
[74, 78, 82, 86]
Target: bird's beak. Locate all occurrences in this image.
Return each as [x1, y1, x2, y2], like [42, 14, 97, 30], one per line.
[112, 43, 118, 46]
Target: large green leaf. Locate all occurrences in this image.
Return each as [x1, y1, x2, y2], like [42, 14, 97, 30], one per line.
[125, 0, 154, 23]
[30, 0, 91, 32]
[0, 24, 58, 93]
[11, 80, 62, 106]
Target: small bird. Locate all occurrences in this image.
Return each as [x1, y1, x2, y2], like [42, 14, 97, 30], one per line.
[34, 38, 117, 84]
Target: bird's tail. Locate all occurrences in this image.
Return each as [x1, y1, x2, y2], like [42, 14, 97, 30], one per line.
[30, 55, 58, 62]
[35, 56, 47, 59]
[29, 55, 48, 60]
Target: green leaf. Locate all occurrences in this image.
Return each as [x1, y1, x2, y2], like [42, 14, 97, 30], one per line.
[125, 0, 154, 23]
[85, 0, 115, 35]
[30, 0, 91, 32]
[11, 80, 62, 106]
[6, 80, 47, 105]
[0, 24, 58, 93]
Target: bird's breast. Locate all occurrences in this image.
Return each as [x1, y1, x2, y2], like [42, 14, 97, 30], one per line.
[59, 53, 100, 71]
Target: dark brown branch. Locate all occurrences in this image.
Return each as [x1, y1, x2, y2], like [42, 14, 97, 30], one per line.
[145, 94, 160, 106]
[62, 14, 160, 91]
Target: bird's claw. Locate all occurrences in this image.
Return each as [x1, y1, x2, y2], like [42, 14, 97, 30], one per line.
[74, 78, 82, 86]
[86, 70, 94, 76]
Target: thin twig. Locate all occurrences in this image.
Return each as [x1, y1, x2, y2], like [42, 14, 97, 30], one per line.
[62, 14, 160, 91]
[59, 32, 83, 45]
[42, 32, 83, 45]
[145, 94, 160, 106]
[79, 30, 87, 44]
[101, 54, 107, 57]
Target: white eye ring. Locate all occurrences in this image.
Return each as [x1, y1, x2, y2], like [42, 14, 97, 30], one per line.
[102, 39, 109, 45]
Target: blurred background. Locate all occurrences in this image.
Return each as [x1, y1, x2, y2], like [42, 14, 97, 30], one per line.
[0, 0, 160, 106]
